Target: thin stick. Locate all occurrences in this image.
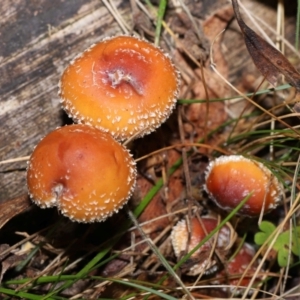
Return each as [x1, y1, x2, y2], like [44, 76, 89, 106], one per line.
[0, 156, 30, 165]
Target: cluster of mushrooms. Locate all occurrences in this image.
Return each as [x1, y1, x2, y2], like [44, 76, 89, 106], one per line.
[171, 155, 282, 289]
[27, 35, 180, 222]
[27, 35, 283, 288]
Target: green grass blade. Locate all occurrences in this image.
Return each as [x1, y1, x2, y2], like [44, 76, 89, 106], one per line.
[107, 278, 178, 300]
[0, 287, 57, 300]
[154, 0, 167, 46]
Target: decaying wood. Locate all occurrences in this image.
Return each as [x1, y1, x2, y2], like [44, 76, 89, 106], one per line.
[0, 194, 31, 229]
[0, 0, 127, 201]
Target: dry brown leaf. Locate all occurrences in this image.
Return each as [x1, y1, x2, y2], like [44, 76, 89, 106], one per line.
[232, 0, 300, 90]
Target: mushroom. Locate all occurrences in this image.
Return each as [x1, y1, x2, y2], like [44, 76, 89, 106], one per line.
[171, 216, 236, 275]
[27, 124, 136, 222]
[213, 242, 261, 295]
[204, 155, 282, 216]
[59, 35, 180, 141]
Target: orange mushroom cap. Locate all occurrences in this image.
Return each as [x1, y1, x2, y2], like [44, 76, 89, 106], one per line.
[27, 124, 136, 222]
[59, 35, 180, 140]
[205, 155, 282, 216]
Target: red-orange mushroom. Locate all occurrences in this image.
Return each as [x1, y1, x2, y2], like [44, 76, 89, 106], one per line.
[27, 124, 136, 222]
[59, 35, 180, 140]
[205, 155, 282, 216]
[213, 242, 261, 295]
[171, 216, 236, 275]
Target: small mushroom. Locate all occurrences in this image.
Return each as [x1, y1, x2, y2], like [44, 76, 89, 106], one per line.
[213, 242, 261, 295]
[171, 216, 236, 276]
[204, 155, 282, 216]
[27, 124, 136, 222]
[59, 35, 180, 141]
